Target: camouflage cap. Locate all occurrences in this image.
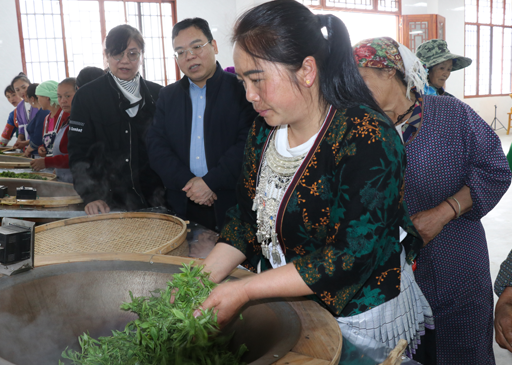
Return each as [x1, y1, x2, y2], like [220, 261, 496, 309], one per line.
[416, 39, 472, 71]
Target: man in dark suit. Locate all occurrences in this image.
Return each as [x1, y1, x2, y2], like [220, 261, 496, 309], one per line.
[146, 18, 256, 231]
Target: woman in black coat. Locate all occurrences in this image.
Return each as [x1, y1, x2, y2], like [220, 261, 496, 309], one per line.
[68, 24, 164, 215]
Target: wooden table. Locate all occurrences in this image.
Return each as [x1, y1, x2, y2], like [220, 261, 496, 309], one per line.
[35, 253, 343, 365]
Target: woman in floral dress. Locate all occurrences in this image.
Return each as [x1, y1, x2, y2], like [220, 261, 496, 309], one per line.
[196, 1, 432, 363]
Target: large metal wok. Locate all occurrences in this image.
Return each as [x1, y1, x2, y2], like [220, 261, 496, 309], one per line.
[0, 258, 302, 365]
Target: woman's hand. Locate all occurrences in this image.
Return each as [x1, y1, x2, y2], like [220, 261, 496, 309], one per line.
[85, 200, 110, 215]
[30, 158, 45, 171]
[495, 286, 512, 353]
[13, 139, 29, 150]
[23, 145, 34, 158]
[38, 145, 47, 157]
[410, 202, 454, 245]
[196, 280, 250, 328]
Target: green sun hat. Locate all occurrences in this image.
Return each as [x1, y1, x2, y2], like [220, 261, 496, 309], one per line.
[416, 39, 472, 71]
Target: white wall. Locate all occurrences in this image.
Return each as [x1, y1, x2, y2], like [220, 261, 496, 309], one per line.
[403, 0, 512, 125]
[176, 0, 239, 69]
[0, 0, 23, 140]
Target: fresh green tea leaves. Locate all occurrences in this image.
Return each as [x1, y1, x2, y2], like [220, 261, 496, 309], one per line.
[0, 171, 46, 180]
[60, 262, 247, 365]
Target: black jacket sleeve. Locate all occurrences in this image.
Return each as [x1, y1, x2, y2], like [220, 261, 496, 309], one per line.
[68, 87, 109, 205]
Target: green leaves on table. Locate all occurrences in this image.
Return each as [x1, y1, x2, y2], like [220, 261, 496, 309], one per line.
[0, 171, 45, 180]
[60, 262, 248, 365]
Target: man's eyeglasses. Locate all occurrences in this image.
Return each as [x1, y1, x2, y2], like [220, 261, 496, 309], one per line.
[111, 50, 141, 62]
[174, 41, 211, 59]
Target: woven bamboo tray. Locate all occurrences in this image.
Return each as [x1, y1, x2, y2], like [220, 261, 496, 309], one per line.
[0, 155, 31, 168]
[35, 212, 189, 257]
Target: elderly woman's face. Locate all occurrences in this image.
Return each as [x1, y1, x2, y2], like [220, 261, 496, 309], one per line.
[358, 67, 391, 108]
[107, 38, 143, 81]
[429, 59, 453, 89]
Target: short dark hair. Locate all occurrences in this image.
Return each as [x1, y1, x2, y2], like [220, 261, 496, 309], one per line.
[26, 83, 39, 100]
[105, 24, 144, 57]
[172, 18, 213, 42]
[11, 72, 31, 88]
[4, 85, 15, 96]
[76, 66, 105, 89]
[59, 77, 76, 89]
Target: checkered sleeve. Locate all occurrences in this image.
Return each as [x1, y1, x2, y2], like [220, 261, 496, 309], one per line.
[495, 249, 512, 297]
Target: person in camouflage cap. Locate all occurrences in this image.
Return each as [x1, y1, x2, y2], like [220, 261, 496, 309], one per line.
[416, 39, 472, 97]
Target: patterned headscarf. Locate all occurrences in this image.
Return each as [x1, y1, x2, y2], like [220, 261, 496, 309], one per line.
[35, 80, 59, 107]
[353, 37, 428, 100]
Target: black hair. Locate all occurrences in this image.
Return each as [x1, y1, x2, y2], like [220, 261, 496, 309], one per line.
[76, 66, 105, 89]
[172, 18, 213, 42]
[11, 72, 31, 88]
[4, 85, 15, 96]
[232, 0, 385, 116]
[26, 83, 39, 100]
[105, 24, 144, 56]
[59, 77, 76, 89]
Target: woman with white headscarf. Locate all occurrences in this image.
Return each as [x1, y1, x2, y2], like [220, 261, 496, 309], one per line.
[354, 37, 511, 365]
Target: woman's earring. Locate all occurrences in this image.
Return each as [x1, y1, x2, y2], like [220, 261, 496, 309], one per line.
[306, 80, 311, 86]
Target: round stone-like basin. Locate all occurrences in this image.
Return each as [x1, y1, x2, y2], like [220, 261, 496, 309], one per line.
[0, 260, 301, 365]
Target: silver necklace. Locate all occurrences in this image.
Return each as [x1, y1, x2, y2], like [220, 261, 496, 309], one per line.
[252, 132, 307, 264]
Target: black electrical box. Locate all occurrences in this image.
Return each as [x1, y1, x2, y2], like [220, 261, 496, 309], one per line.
[16, 186, 37, 200]
[0, 225, 31, 264]
[0, 185, 7, 198]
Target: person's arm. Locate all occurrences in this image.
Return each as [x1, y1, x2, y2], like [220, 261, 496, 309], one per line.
[495, 286, 512, 353]
[200, 245, 312, 327]
[410, 101, 511, 244]
[0, 111, 17, 146]
[68, 89, 109, 206]
[494, 250, 512, 352]
[44, 127, 69, 169]
[411, 185, 472, 245]
[461, 102, 511, 220]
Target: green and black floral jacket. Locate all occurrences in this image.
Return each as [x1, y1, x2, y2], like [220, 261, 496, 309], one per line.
[218, 106, 422, 317]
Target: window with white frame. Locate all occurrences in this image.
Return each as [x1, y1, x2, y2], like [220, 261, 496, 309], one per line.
[16, 0, 177, 86]
[465, 0, 512, 97]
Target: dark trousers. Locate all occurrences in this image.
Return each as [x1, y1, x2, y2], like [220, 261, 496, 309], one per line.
[186, 200, 217, 232]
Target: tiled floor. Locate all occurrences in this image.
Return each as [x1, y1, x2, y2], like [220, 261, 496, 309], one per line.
[483, 128, 512, 364]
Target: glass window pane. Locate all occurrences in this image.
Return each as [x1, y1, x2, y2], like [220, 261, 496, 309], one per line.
[479, 0, 491, 23]
[479, 25, 491, 95]
[35, 14, 47, 39]
[465, 0, 478, 22]
[506, 0, 512, 26]
[104, 1, 126, 34]
[503, 28, 512, 93]
[409, 21, 429, 53]
[492, 0, 504, 24]
[465, 24, 478, 96]
[326, 0, 373, 11]
[378, 0, 399, 12]
[33, 0, 44, 14]
[491, 27, 503, 94]
[296, 0, 322, 5]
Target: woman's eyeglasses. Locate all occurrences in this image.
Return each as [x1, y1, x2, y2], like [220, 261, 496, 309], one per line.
[174, 41, 211, 59]
[111, 50, 141, 62]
